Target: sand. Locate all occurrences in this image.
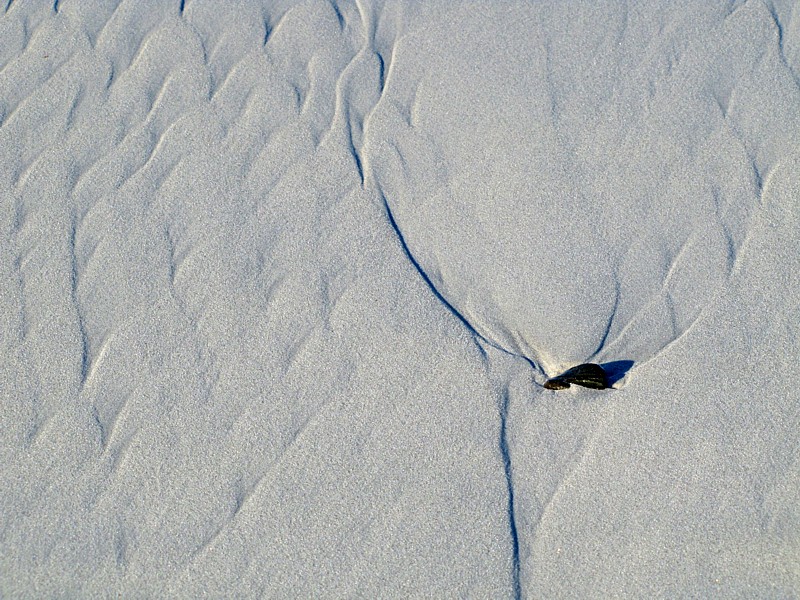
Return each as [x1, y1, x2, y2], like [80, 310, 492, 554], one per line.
[1, 1, 799, 597]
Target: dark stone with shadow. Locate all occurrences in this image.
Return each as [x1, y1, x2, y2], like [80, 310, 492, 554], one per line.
[544, 363, 609, 390]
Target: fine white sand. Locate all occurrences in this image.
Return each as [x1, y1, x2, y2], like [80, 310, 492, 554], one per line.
[2, 1, 799, 597]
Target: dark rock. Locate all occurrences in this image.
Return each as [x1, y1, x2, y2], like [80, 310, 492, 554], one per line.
[544, 363, 609, 390]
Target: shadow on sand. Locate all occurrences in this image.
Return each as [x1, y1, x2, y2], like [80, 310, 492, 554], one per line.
[601, 360, 634, 388]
